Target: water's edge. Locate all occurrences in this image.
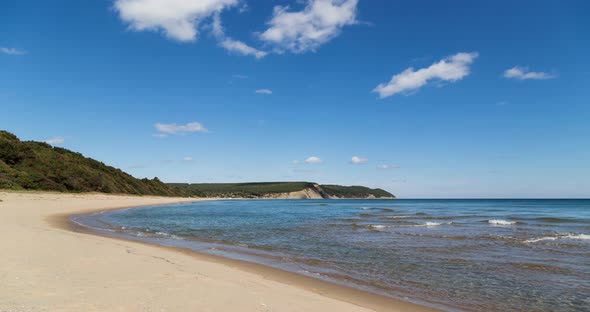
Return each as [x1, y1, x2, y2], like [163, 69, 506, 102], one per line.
[62, 201, 442, 312]
[66, 199, 590, 312]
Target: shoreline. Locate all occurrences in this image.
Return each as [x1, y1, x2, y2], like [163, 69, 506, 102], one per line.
[58, 202, 439, 312]
[1, 191, 436, 312]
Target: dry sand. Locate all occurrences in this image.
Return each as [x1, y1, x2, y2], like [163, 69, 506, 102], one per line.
[0, 191, 436, 312]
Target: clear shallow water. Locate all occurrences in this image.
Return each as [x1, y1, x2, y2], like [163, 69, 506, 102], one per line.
[73, 199, 590, 311]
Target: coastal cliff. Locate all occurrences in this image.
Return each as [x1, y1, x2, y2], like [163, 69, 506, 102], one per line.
[170, 182, 395, 199]
[0, 130, 395, 199]
[262, 186, 326, 199]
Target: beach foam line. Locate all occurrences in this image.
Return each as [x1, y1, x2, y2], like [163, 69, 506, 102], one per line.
[69, 216, 119, 233]
[413, 222, 452, 227]
[154, 231, 183, 240]
[367, 224, 391, 229]
[72, 214, 185, 241]
[524, 233, 590, 243]
[367, 222, 452, 229]
[488, 219, 516, 226]
[360, 207, 396, 212]
[384, 215, 410, 219]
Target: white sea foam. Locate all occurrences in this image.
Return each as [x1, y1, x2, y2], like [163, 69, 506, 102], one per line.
[525, 233, 590, 243]
[368, 224, 390, 229]
[386, 215, 410, 219]
[488, 219, 516, 225]
[155, 231, 182, 240]
[567, 234, 590, 240]
[69, 217, 117, 232]
[413, 222, 452, 227]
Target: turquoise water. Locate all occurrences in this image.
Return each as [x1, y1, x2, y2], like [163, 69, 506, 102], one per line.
[73, 199, 590, 311]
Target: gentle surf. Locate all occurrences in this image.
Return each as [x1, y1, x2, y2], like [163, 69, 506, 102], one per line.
[72, 199, 590, 311]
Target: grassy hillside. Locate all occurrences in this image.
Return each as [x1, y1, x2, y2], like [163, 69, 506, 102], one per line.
[171, 182, 394, 199]
[321, 184, 394, 198]
[169, 182, 315, 198]
[0, 130, 394, 199]
[0, 131, 187, 196]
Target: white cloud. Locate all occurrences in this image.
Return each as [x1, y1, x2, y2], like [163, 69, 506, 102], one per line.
[373, 52, 478, 98]
[377, 164, 399, 170]
[183, 156, 193, 161]
[212, 13, 267, 58]
[114, 0, 238, 42]
[154, 122, 208, 136]
[292, 160, 301, 164]
[255, 89, 273, 94]
[304, 156, 322, 164]
[0, 48, 26, 55]
[45, 137, 64, 145]
[220, 38, 267, 58]
[260, 0, 358, 53]
[351, 156, 368, 164]
[503, 66, 554, 80]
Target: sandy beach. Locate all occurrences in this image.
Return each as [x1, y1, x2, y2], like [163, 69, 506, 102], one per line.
[0, 191, 434, 312]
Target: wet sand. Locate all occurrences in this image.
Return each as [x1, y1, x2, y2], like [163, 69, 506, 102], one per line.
[0, 191, 436, 311]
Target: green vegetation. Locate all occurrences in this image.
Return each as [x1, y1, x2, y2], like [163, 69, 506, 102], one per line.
[0, 130, 394, 199]
[169, 182, 316, 198]
[0, 131, 187, 196]
[320, 184, 394, 198]
[171, 182, 394, 199]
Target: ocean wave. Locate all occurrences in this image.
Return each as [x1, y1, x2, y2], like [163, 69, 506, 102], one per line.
[368, 224, 391, 230]
[509, 217, 583, 224]
[359, 212, 397, 218]
[534, 217, 580, 223]
[384, 215, 411, 219]
[524, 234, 590, 243]
[488, 219, 516, 225]
[155, 231, 182, 240]
[362, 221, 452, 229]
[69, 217, 118, 233]
[360, 207, 396, 212]
[413, 222, 452, 227]
[419, 216, 457, 220]
[334, 218, 363, 222]
[359, 213, 378, 218]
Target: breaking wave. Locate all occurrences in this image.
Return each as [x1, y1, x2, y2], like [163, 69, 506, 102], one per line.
[524, 233, 590, 243]
[488, 219, 517, 225]
[414, 222, 452, 227]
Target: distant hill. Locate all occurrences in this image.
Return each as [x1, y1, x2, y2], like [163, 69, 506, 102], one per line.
[0, 130, 395, 199]
[0, 131, 186, 196]
[169, 182, 395, 199]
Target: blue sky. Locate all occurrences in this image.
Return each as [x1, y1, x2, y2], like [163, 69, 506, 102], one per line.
[1, 0, 589, 198]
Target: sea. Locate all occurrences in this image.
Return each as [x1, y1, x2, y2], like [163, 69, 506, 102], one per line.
[71, 199, 590, 311]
